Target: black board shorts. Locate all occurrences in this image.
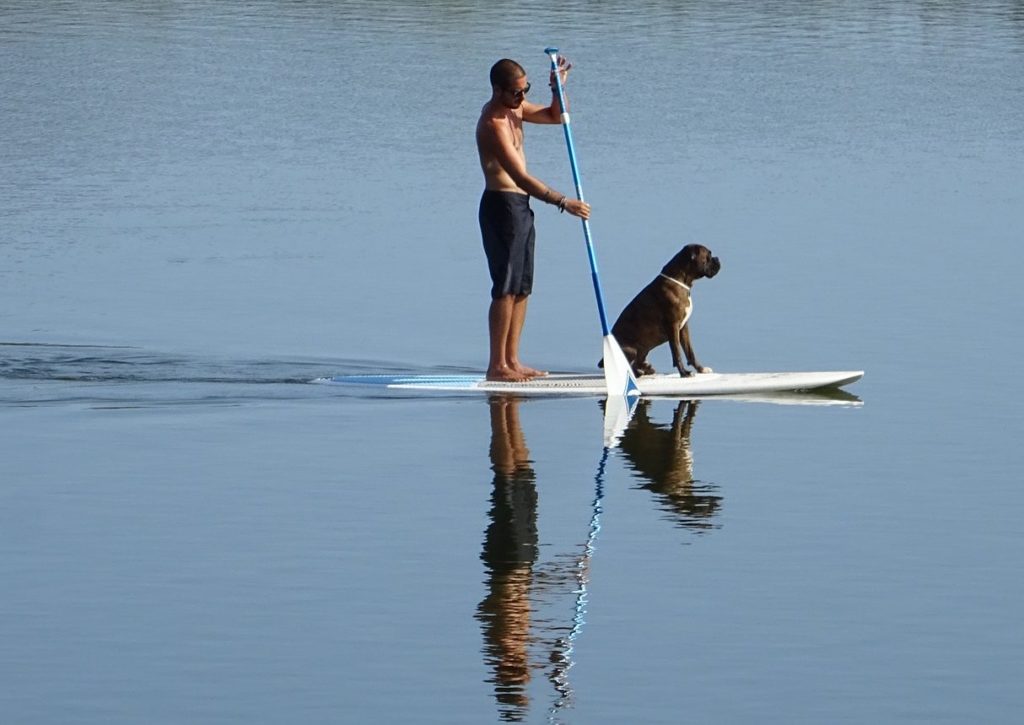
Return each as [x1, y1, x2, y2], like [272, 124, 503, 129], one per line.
[479, 190, 536, 299]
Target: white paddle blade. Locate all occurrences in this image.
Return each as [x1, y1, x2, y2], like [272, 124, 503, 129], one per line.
[602, 335, 641, 397]
[603, 392, 639, 448]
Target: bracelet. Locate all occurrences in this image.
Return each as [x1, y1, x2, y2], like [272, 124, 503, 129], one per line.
[558, 196, 567, 213]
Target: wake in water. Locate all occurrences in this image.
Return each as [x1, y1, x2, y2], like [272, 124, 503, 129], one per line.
[0, 341, 461, 408]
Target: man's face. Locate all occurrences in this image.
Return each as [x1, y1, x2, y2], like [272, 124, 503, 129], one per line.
[501, 76, 530, 109]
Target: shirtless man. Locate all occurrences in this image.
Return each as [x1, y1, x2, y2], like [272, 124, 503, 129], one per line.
[476, 57, 591, 382]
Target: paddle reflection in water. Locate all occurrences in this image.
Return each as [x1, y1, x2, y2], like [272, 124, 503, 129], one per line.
[619, 399, 722, 533]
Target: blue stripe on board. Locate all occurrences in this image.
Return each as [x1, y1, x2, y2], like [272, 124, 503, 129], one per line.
[332, 374, 483, 386]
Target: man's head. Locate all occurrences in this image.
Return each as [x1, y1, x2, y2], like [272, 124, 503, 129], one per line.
[490, 58, 530, 108]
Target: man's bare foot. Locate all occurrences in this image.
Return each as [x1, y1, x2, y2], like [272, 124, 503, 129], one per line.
[486, 365, 529, 382]
[515, 365, 548, 379]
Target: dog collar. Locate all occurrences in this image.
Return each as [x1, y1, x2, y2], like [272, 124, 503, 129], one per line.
[659, 273, 690, 291]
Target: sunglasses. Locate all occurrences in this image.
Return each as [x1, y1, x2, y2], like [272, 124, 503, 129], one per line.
[506, 82, 531, 99]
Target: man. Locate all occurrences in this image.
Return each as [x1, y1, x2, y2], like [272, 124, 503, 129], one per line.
[476, 56, 591, 382]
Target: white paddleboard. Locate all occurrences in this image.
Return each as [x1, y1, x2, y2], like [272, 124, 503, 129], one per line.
[325, 370, 863, 397]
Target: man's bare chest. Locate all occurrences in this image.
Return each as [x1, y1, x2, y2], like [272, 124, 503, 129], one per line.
[507, 114, 523, 150]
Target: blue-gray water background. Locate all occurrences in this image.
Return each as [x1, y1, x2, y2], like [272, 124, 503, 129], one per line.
[2, 1, 1023, 722]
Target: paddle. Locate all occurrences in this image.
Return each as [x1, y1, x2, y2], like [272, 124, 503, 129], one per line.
[545, 47, 640, 398]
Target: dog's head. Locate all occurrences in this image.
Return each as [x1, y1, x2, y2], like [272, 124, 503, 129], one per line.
[662, 244, 721, 282]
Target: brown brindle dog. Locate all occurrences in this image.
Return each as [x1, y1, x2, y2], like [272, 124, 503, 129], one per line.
[601, 244, 721, 377]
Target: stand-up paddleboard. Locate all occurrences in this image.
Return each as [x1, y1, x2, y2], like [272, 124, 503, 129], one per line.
[325, 370, 863, 397]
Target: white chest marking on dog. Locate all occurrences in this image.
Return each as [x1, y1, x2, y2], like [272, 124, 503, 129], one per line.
[660, 274, 693, 329]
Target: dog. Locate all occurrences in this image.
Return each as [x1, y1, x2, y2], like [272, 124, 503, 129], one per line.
[600, 244, 721, 377]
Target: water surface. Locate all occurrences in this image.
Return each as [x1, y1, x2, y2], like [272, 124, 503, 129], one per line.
[3, 2, 1023, 722]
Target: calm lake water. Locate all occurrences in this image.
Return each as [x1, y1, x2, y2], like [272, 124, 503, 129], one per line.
[3, 1, 1023, 722]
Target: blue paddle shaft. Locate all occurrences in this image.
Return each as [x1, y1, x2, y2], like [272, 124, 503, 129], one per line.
[546, 49, 613, 337]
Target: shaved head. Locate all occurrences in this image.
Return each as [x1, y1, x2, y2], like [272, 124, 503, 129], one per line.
[489, 58, 525, 89]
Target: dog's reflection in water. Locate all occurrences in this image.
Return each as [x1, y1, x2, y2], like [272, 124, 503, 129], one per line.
[476, 396, 538, 719]
[618, 399, 722, 532]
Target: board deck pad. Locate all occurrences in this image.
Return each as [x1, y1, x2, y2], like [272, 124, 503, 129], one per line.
[326, 370, 863, 397]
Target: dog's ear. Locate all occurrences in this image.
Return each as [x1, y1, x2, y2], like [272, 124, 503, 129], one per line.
[664, 244, 695, 275]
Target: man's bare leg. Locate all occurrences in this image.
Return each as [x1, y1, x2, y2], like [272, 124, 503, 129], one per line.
[487, 296, 528, 382]
[505, 295, 547, 379]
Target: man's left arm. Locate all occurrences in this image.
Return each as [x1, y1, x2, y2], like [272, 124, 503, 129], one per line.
[523, 57, 573, 125]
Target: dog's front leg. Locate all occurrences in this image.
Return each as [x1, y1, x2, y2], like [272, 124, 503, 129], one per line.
[667, 323, 692, 377]
[679, 324, 712, 374]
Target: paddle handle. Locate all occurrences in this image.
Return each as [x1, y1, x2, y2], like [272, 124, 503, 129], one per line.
[545, 48, 612, 337]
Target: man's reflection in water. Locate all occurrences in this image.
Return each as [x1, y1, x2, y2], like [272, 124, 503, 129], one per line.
[618, 399, 722, 532]
[476, 395, 538, 721]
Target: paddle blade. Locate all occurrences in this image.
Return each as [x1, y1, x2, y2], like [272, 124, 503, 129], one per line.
[602, 335, 641, 397]
[602, 392, 639, 449]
